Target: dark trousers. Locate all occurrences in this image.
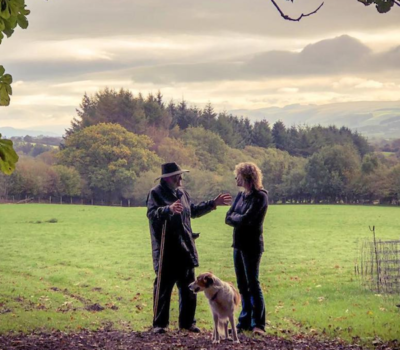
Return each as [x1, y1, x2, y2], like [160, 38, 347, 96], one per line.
[153, 262, 196, 329]
[233, 248, 266, 331]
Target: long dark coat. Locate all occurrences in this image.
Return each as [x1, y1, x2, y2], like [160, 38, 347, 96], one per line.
[146, 180, 216, 271]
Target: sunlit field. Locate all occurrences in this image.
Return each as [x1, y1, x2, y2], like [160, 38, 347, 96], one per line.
[0, 204, 399, 343]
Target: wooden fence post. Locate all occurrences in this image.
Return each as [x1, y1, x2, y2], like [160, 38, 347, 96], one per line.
[369, 226, 380, 293]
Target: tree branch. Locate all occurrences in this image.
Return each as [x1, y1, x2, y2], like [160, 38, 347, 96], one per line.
[270, 0, 324, 21]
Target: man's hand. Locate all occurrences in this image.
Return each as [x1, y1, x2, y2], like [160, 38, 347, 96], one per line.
[214, 193, 232, 206]
[169, 199, 183, 215]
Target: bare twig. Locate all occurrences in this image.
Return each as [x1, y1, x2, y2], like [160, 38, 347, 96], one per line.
[270, 0, 324, 21]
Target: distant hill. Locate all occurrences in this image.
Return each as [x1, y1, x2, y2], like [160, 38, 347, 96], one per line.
[230, 101, 400, 139]
[0, 127, 62, 138]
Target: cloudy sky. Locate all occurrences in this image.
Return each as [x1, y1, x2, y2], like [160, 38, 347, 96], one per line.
[1, 0, 400, 134]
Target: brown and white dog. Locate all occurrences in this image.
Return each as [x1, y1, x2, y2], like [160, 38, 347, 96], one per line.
[189, 272, 241, 343]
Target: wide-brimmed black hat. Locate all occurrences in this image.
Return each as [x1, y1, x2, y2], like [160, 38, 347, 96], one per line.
[155, 162, 190, 180]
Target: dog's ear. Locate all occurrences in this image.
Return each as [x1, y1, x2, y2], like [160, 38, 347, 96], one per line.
[204, 275, 214, 287]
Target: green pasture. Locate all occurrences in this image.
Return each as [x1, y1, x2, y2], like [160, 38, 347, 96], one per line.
[0, 204, 399, 343]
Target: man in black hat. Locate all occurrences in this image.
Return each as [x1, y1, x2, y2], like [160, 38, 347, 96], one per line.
[147, 162, 232, 334]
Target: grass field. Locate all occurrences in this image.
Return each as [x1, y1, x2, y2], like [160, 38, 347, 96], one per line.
[0, 204, 399, 343]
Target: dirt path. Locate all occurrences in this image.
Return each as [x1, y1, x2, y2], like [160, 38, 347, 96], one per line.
[1, 329, 398, 350]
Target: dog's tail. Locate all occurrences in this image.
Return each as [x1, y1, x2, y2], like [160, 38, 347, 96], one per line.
[228, 282, 241, 309]
[233, 289, 241, 308]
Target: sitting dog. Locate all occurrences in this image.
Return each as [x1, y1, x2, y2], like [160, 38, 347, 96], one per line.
[189, 272, 241, 343]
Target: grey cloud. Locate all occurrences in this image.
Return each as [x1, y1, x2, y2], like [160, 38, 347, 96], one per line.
[375, 46, 400, 67]
[129, 35, 400, 83]
[7, 34, 396, 85]
[4, 58, 158, 82]
[242, 35, 375, 76]
[244, 51, 298, 76]
[131, 62, 241, 84]
[6, 62, 125, 82]
[24, 0, 400, 41]
[298, 35, 371, 71]
[5, 1, 397, 85]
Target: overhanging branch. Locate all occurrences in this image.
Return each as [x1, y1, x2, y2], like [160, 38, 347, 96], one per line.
[270, 0, 324, 21]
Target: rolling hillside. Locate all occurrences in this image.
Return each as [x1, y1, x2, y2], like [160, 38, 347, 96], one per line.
[231, 101, 400, 139]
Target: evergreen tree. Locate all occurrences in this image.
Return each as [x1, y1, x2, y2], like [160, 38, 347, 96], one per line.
[214, 113, 240, 148]
[173, 100, 199, 130]
[285, 125, 300, 155]
[156, 91, 164, 108]
[251, 120, 273, 148]
[272, 120, 288, 151]
[66, 88, 149, 136]
[199, 103, 217, 130]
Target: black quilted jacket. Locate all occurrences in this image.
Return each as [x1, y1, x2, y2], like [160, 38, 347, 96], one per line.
[225, 189, 268, 253]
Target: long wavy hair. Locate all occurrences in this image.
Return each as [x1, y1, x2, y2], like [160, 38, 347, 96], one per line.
[234, 162, 264, 191]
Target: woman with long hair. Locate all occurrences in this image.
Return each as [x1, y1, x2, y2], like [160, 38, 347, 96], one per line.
[225, 162, 269, 335]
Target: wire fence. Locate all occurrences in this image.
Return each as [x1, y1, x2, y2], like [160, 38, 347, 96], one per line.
[355, 226, 400, 299]
[0, 195, 137, 207]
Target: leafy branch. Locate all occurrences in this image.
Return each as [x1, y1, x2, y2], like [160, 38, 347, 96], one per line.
[0, 0, 30, 107]
[0, 65, 18, 174]
[0, 65, 12, 106]
[0, 133, 19, 174]
[357, 0, 399, 13]
[0, 0, 30, 44]
[0, 0, 29, 174]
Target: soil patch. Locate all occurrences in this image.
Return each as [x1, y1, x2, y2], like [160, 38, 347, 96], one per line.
[0, 329, 398, 350]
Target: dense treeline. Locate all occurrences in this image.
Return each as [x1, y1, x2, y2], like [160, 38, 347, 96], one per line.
[1, 88, 400, 206]
[67, 89, 371, 158]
